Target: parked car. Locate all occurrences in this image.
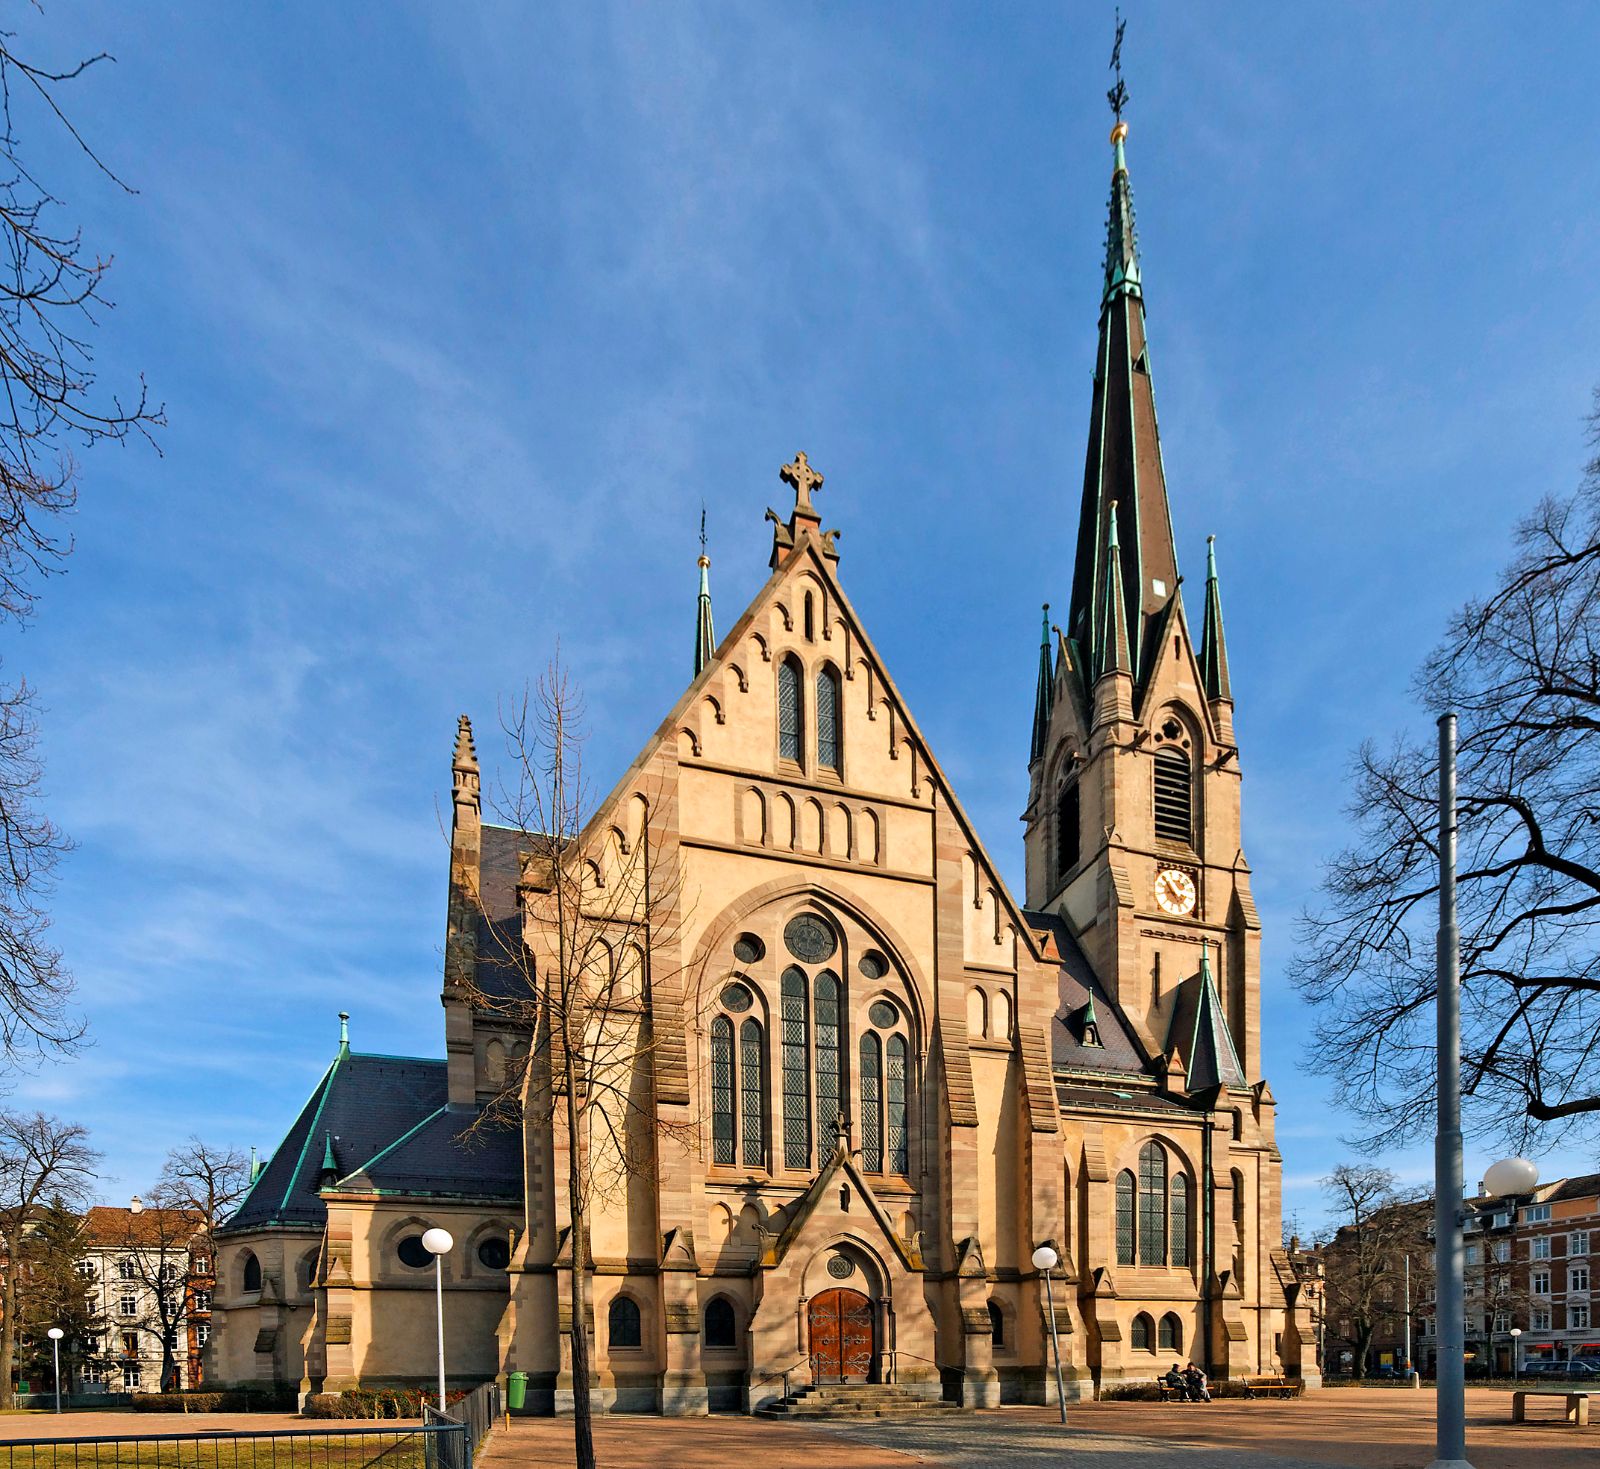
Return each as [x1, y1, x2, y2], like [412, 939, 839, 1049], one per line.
[1522, 1360, 1600, 1379]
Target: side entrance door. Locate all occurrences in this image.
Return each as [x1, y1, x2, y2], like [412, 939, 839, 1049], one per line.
[808, 1288, 873, 1382]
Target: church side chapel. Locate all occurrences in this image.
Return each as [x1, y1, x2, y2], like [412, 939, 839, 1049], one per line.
[208, 103, 1318, 1413]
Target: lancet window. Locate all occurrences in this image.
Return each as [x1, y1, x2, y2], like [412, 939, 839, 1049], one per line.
[1116, 1140, 1193, 1267]
[816, 666, 841, 772]
[778, 657, 803, 765]
[1056, 781, 1080, 878]
[710, 984, 766, 1169]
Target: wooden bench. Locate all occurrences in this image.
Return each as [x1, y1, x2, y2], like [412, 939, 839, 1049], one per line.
[1512, 1388, 1590, 1426]
[1242, 1376, 1302, 1400]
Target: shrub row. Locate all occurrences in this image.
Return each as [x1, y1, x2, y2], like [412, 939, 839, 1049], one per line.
[132, 1389, 298, 1413]
[302, 1387, 471, 1420]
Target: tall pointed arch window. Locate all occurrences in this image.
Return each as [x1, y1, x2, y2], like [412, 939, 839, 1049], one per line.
[1170, 1172, 1190, 1268]
[814, 972, 843, 1155]
[739, 1018, 766, 1168]
[1115, 1171, 1135, 1265]
[886, 1034, 909, 1174]
[1138, 1142, 1169, 1265]
[1153, 745, 1193, 846]
[1056, 781, 1080, 878]
[780, 967, 810, 1169]
[859, 1032, 883, 1173]
[816, 667, 841, 772]
[778, 657, 804, 765]
[710, 1016, 735, 1166]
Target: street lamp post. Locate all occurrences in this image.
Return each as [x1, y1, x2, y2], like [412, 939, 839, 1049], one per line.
[46, 1327, 63, 1413]
[422, 1228, 455, 1413]
[1509, 1327, 1522, 1382]
[1031, 1245, 1067, 1424]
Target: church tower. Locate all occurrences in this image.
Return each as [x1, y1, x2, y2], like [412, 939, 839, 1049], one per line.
[1024, 117, 1261, 1086]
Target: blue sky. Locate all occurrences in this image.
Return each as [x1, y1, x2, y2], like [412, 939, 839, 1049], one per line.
[8, 3, 1600, 1234]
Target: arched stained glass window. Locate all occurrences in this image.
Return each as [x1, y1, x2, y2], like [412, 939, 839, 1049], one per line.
[815, 972, 843, 1155]
[704, 1297, 736, 1349]
[1171, 1173, 1190, 1268]
[710, 1016, 735, 1166]
[781, 967, 810, 1169]
[860, 1032, 883, 1172]
[816, 667, 841, 772]
[1131, 1313, 1152, 1351]
[886, 1034, 909, 1174]
[1232, 1168, 1247, 1286]
[739, 1017, 765, 1169]
[779, 658, 803, 764]
[608, 1295, 641, 1349]
[1115, 1170, 1135, 1266]
[1138, 1142, 1168, 1265]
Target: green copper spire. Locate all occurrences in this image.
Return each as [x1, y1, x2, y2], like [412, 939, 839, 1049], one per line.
[338, 1010, 350, 1058]
[693, 506, 715, 677]
[1200, 534, 1232, 702]
[1029, 603, 1054, 766]
[319, 1131, 340, 1188]
[1098, 502, 1132, 679]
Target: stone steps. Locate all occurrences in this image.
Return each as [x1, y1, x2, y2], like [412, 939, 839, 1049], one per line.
[758, 1383, 962, 1419]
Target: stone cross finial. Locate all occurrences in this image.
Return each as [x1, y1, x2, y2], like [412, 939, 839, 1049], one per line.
[780, 451, 824, 516]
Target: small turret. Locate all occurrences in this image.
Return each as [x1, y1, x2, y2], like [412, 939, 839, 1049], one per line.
[1093, 502, 1135, 727]
[1200, 534, 1235, 743]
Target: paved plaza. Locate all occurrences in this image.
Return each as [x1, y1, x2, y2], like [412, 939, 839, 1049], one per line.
[478, 1390, 1600, 1469]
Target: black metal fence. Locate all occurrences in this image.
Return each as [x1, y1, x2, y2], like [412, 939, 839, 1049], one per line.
[423, 1380, 500, 1467]
[0, 1423, 470, 1469]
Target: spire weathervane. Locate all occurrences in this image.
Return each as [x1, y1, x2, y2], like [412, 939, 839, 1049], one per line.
[699, 500, 707, 556]
[1107, 9, 1129, 124]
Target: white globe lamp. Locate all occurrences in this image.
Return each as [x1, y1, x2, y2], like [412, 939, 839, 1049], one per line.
[46, 1327, 64, 1413]
[422, 1227, 455, 1256]
[1031, 1244, 1065, 1421]
[1482, 1157, 1538, 1198]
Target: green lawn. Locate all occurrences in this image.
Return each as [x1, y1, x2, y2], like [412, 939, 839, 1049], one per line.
[0, 1432, 438, 1469]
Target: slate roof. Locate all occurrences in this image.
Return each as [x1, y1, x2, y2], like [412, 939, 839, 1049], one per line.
[340, 1102, 522, 1202]
[1023, 908, 1147, 1076]
[221, 1051, 448, 1234]
[1163, 951, 1247, 1092]
[1549, 1172, 1600, 1204]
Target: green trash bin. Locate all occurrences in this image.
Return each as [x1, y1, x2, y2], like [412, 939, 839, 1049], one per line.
[506, 1372, 528, 1412]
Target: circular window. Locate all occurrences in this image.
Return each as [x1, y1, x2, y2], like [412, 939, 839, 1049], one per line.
[477, 1237, 511, 1271]
[784, 915, 836, 964]
[859, 950, 888, 981]
[732, 933, 765, 965]
[396, 1235, 431, 1270]
[869, 999, 898, 1028]
[720, 983, 754, 1014]
[826, 1254, 855, 1280]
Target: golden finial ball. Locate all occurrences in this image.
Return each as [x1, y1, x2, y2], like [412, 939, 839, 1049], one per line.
[1110, 121, 1129, 144]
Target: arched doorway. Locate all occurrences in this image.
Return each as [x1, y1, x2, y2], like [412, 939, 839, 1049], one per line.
[808, 1288, 873, 1382]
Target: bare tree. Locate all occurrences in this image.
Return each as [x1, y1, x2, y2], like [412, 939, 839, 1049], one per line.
[0, 1110, 97, 1406]
[455, 663, 703, 1469]
[1318, 1165, 1430, 1379]
[0, 22, 164, 1064]
[157, 1139, 249, 1253]
[1293, 393, 1600, 1150]
[109, 1188, 202, 1393]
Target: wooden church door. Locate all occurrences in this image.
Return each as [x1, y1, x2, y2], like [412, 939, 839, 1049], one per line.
[808, 1288, 873, 1382]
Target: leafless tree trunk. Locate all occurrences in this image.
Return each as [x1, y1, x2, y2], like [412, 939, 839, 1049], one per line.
[115, 1189, 203, 1393]
[1294, 392, 1600, 1150]
[0, 1110, 97, 1406]
[1318, 1165, 1430, 1379]
[457, 661, 704, 1469]
[0, 24, 164, 1066]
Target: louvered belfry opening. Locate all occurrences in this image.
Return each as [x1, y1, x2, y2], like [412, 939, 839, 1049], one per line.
[1153, 745, 1193, 845]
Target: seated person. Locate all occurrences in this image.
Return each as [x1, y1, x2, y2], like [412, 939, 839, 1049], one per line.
[1162, 1363, 1190, 1399]
[1182, 1363, 1211, 1402]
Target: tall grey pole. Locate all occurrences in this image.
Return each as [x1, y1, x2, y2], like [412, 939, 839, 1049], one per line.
[1404, 1255, 1413, 1379]
[1043, 1267, 1067, 1423]
[434, 1254, 447, 1412]
[1430, 713, 1472, 1469]
[52, 1337, 60, 1413]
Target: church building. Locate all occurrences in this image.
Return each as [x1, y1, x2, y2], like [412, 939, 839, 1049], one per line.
[209, 113, 1318, 1413]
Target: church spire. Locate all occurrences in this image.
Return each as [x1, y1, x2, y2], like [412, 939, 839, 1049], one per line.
[1200, 534, 1232, 702]
[694, 505, 715, 676]
[1064, 104, 1182, 698]
[1029, 603, 1053, 766]
[1097, 501, 1133, 682]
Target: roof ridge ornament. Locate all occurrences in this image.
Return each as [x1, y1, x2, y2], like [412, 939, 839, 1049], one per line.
[1107, 8, 1129, 126]
[780, 450, 823, 518]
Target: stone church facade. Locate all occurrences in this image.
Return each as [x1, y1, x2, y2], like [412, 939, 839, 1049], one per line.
[209, 119, 1318, 1412]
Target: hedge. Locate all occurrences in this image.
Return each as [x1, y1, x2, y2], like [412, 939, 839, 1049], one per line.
[302, 1387, 471, 1420]
[132, 1389, 299, 1413]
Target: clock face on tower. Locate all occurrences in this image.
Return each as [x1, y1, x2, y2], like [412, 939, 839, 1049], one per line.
[1154, 867, 1197, 917]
